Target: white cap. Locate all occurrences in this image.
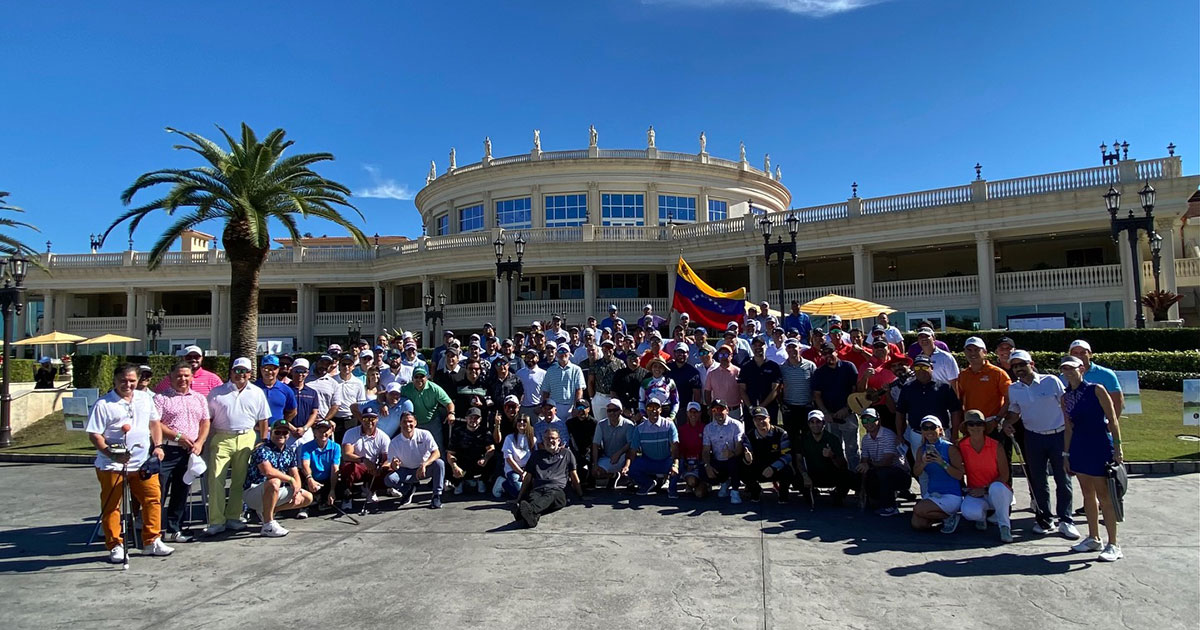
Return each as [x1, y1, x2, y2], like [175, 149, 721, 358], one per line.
[183, 345, 204, 357]
[232, 357, 254, 370]
[807, 409, 825, 421]
[647, 394, 667, 406]
[182, 453, 208, 485]
[292, 358, 310, 370]
[607, 399, 624, 411]
[385, 382, 403, 394]
[917, 327, 934, 337]
[1010, 350, 1032, 363]
[1059, 355, 1085, 368]
[360, 350, 374, 359]
[920, 415, 943, 429]
[964, 336, 986, 350]
[1069, 339, 1092, 352]
[860, 407, 879, 419]
[504, 394, 521, 405]
[686, 402, 702, 412]
[673, 342, 690, 353]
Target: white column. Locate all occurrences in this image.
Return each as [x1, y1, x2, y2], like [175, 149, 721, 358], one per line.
[645, 184, 659, 227]
[665, 263, 678, 327]
[698, 187, 710, 223]
[42, 291, 57, 334]
[852, 244, 874, 302]
[531, 185, 545, 229]
[975, 232, 995, 329]
[382, 283, 395, 332]
[1116, 231, 1137, 327]
[133, 291, 148, 354]
[494, 271, 508, 337]
[586, 182, 599, 225]
[1160, 227, 1180, 321]
[483, 191, 495, 229]
[747, 256, 767, 304]
[583, 265, 597, 319]
[373, 282, 384, 337]
[209, 286, 221, 350]
[297, 283, 313, 352]
[122, 289, 135, 353]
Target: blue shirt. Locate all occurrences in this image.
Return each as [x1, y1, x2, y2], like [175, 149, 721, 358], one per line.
[300, 438, 342, 481]
[255, 379, 297, 422]
[600, 316, 626, 333]
[630, 418, 679, 461]
[290, 385, 320, 428]
[1060, 363, 1122, 393]
[923, 438, 962, 497]
[782, 312, 813, 340]
[245, 442, 298, 489]
[541, 361, 585, 405]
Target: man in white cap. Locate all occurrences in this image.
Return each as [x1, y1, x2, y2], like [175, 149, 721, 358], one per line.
[331, 353, 368, 440]
[1065, 339, 1124, 419]
[591, 398, 634, 488]
[541, 343, 585, 420]
[154, 358, 211, 543]
[204, 357, 271, 536]
[600, 305, 625, 335]
[1004, 349, 1079, 539]
[912, 327, 959, 386]
[626, 394, 679, 495]
[641, 303, 665, 333]
[156, 344, 223, 395]
[954, 336, 1011, 440]
[286, 358, 321, 446]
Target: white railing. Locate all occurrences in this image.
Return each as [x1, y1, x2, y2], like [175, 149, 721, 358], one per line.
[596, 298, 670, 320]
[157, 251, 211, 265]
[873, 275, 979, 301]
[987, 164, 1118, 199]
[258, 313, 298, 329]
[267, 249, 293, 263]
[1176, 258, 1200, 282]
[995, 264, 1121, 293]
[427, 232, 492, 250]
[782, 285, 856, 305]
[444, 303, 495, 324]
[64, 316, 127, 334]
[597, 149, 647, 159]
[541, 150, 589, 160]
[598, 225, 667, 241]
[163, 314, 212, 330]
[132, 252, 150, 265]
[792, 203, 849, 223]
[314, 312, 376, 328]
[672, 218, 740, 240]
[861, 185, 972, 215]
[1136, 158, 1166, 181]
[657, 150, 701, 162]
[51, 253, 124, 268]
[522, 227, 583, 243]
[490, 154, 532, 166]
[301, 247, 373, 263]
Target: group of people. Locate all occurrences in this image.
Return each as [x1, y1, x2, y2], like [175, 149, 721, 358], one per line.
[85, 302, 1128, 565]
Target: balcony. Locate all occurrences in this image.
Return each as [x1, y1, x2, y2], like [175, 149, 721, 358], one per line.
[997, 265, 1122, 293]
[1143, 258, 1200, 288]
[313, 312, 376, 334]
[64, 316, 127, 335]
[874, 275, 979, 301]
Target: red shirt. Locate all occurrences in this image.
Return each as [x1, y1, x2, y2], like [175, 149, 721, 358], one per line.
[638, 350, 671, 368]
[678, 420, 704, 459]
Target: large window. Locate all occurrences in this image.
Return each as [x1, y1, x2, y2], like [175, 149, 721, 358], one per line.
[708, 199, 728, 222]
[435, 214, 449, 236]
[458, 204, 484, 233]
[544, 194, 587, 228]
[658, 195, 696, 223]
[995, 301, 1124, 329]
[598, 273, 667, 298]
[518, 274, 583, 300]
[452, 280, 490, 304]
[496, 197, 532, 230]
[601, 193, 644, 226]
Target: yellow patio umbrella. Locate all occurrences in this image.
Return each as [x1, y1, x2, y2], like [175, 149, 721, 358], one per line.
[799, 293, 895, 320]
[79, 333, 141, 355]
[13, 330, 87, 360]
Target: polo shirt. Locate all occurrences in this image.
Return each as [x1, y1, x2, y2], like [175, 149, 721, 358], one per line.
[896, 379, 962, 431]
[703, 364, 742, 406]
[207, 381, 270, 432]
[517, 365, 547, 407]
[449, 423, 493, 460]
[906, 340, 951, 358]
[153, 387, 209, 442]
[630, 417, 679, 461]
[527, 448, 577, 491]
[765, 342, 788, 366]
[797, 430, 844, 476]
[810, 360, 859, 412]
[738, 358, 783, 407]
[912, 348, 960, 385]
[300, 438, 341, 481]
[400, 382, 453, 428]
[332, 373, 368, 419]
[589, 356, 624, 395]
[1008, 373, 1067, 434]
[87, 390, 160, 472]
[954, 362, 1011, 419]
[533, 418, 570, 449]
[666, 362, 703, 409]
[386, 428, 438, 467]
[155, 366, 223, 396]
[593, 417, 634, 458]
[742, 426, 791, 470]
[678, 420, 704, 459]
[600, 316, 625, 333]
[304, 374, 339, 417]
[702, 418, 745, 461]
[860, 426, 906, 469]
[290, 385, 321, 428]
[780, 358, 816, 406]
[246, 441, 298, 488]
[782, 312, 813, 340]
[540, 361, 584, 405]
[255, 379, 297, 422]
[862, 355, 898, 391]
[342, 425, 391, 463]
[1066, 363, 1123, 393]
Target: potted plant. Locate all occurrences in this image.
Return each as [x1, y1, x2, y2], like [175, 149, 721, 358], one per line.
[1140, 289, 1184, 322]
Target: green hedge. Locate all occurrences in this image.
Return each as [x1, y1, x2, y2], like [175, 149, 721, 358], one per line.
[4, 359, 36, 383]
[1139, 371, 1200, 390]
[73, 355, 231, 392]
[903, 328, 1200, 353]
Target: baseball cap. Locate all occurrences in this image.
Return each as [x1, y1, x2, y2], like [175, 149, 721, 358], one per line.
[261, 354, 280, 366]
[807, 409, 825, 421]
[412, 366, 428, 377]
[600, 339, 615, 347]
[673, 342, 690, 353]
[1059, 355, 1084, 368]
[871, 339, 888, 348]
[493, 356, 509, 365]
[917, 327, 935, 337]
[573, 399, 589, 410]
[709, 398, 728, 409]
[828, 315, 842, 323]
[466, 407, 482, 418]
[327, 343, 342, 353]
[871, 324, 885, 333]
[523, 348, 539, 357]
[318, 354, 334, 363]
[291, 358, 310, 371]
[751, 336, 765, 346]
[339, 353, 354, 363]
[385, 382, 403, 394]
[694, 326, 707, 335]
[964, 337, 986, 350]
[270, 419, 291, 432]
[555, 345, 570, 354]
[183, 345, 204, 357]
[1069, 339, 1092, 352]
[232, 357, 253, 371]
[609, 304, 617, 312]
[443, 330, 455, 337]
[920, 415, 943, 429]
[39, 356, 52, 364]
[503, 394, 520, 406]
[138, 364, 153, 374]
[686, 402, 702, 412]
[359, 350, 374, 359]
[785, 338, 801, 347]
[1010, 349, 1032, 363]
[913, 356, 933, 367]
[484, 322, 494, 329]
[359, 406, 379, 418]
[996, 336, 1016, 348]
[860, 408, 879, 421]
[751, 406, 769, 418]
[646, 394, 666, 407]
[608, 399, 624, 411]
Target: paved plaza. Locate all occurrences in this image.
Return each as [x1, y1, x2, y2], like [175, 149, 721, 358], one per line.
[0, 463, 1196, 630]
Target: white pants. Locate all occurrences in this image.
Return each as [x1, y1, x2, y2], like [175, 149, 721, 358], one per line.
[961, 481, 1013, 528]
[592, 393, 613, 415]
[928, 492, 963, 516]
[904, 426, 930, 497]
[595, 454, 627, 474]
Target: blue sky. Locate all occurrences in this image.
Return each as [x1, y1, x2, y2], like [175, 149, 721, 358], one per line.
[1, 0, 1196, 252]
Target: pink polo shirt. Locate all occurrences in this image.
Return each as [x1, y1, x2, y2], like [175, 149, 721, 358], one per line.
[155, 366, 224, 396]
[703, 364, 742, 406]
[154, 388, 210, 442]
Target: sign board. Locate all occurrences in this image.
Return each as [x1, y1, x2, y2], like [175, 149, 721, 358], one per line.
[1007, 313, 1066, 331]
[256, 338, 295, 355]
[1114, 371, 1141, 415]
[1184, 379, 1200, 426]
[63, 397, 90, 431]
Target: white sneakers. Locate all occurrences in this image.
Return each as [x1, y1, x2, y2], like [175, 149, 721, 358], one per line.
[163, 531, 192, 543]
[261, 520, 289, 537]
[1098, 544, 1123, 562]
[147, 538, 175, 556]
[1058, 521, 1081, 540]
[1071, 537, 1103, 553]
[108, 544, 126, 564]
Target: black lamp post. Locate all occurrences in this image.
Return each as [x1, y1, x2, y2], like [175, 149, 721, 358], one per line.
[346, 319, 362, 349]
[1105, 182, 1156, 329]
[424, 292, 446, 346]
[145, 307, 166, 354]
[1150, 231, 1164, 293]
[759, 209, 800, 311]
[89, 233, 102, 254]
[1, 256, 30, 448]
[495, 233, 526, 339]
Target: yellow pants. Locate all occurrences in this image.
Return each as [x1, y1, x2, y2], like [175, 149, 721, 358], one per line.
[206, 430, 256, 526]
[96, 468, 161, 550]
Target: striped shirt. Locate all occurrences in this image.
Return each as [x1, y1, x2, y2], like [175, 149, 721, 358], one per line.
[154, 387, 209, 442]
[540, 361, 585, 406]
[630, 417, 679, 461]
[860, 426, 906, 469]
[780, 358, 816, 406]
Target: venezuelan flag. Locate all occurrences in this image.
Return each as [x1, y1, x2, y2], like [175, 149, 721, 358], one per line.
[672, 257, 746, 331]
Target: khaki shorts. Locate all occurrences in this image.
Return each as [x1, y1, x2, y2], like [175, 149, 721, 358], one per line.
[243, 481, 294, 512]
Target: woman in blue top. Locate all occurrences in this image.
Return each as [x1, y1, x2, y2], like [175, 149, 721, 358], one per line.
[1060, 355, 1125, 562]
[910, 415, 965, 534]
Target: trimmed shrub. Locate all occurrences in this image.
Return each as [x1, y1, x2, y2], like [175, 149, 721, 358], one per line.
[903, 328, 1199, 353]
[1138, 371, 1200, 391]
[4, 359, 37, 382]
[73, 354, 231, 392]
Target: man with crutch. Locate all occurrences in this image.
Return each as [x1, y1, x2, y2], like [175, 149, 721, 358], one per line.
[87, 363, 175, 565]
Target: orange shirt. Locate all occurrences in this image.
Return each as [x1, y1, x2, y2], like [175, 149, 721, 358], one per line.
[954, 361, 1011, 419]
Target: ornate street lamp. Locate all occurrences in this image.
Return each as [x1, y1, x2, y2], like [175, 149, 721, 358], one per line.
[495, 233, 527, 339]
[1106, 182, 1156, 328]
[1, 255, 30, 447]
[759, 207, 800, 310]
[424, 291, 446, 345]
[145, 307, 166, 353]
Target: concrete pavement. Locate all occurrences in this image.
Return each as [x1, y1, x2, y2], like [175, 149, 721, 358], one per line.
[0, 463, 1196, 630]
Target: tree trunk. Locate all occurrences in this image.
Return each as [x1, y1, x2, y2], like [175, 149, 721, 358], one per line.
[224, 222, 269, 361]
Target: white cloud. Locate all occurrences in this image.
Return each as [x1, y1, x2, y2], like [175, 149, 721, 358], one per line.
[355, 165, 415, 200]
[647, 0, 884, 17]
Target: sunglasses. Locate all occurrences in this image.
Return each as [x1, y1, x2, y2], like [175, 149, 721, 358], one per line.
[233, 368, 251, 374]
[913, 365, 932, 371]
[272, 430, 290, 436]
[808, 418, 825, 424]
[606, 407, 620, 412]
[1010, 361, 1028, 369]
[292, 369, 308, 374]
[965, 421, 985, 427]
[920, 424, 939, 430]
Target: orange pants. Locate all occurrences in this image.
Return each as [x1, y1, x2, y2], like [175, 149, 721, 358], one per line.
[96, 468, 162, 550]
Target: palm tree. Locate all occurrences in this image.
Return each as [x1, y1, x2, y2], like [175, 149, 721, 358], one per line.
[0, 191, 41, 259]
[104, 123, 368, 359]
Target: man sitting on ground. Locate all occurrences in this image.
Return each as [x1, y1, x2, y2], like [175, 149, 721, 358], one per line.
[298, 419, 341, 518]
[591, 399, 634, 488]
[856, 408, 909, 517]
[740, 406, 794, 503]
[702, 399, 745, 503]
[512, 428, 585, 528]
[796, 410, 854, 506]
[338, 408, 391, 511]
[382, 412, 446, 509]
[244, 420, 314, 537]
[446, 407, 495, 495]
[627, 395, 680, 495]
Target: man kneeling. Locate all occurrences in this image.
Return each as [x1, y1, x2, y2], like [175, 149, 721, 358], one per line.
[447, 407, 495, 495]
[383, 412, 446, 509]
[513, 428, 584, 528]
[244, 420, 314, 537]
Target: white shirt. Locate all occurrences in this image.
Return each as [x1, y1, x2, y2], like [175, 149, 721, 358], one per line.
[927, 348, 960, 386]
[696, 362, 715, 389]
[87, 390, 160, 472]
[332, 372, 368, 418]
[379, 365, 411, 389]
[881, 325, 904, 345]
[1008, 373, 1067, 434]
[765, 342, 788, 366]
[387, 428, 438, 468]
[207, 381, 270, 432]
[305, 373, 338, 417]
[342, 425, 391, 463]
[501, 432, 535, 474]
[517, 365, 546, 407]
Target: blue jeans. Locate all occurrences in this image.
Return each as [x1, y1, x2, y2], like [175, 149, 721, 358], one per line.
[502, 471, 523, 498]
[384, 460, 446, 498]
[1023, 430, 1074, 525]
[628, 456, 673, 492]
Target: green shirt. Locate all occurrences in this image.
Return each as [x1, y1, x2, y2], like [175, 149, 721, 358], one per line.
[400, 381, 452, 427]
[798, 430, 844, 477]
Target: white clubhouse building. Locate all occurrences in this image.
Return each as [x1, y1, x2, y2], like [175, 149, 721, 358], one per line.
[22, 132, 1200, 354]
